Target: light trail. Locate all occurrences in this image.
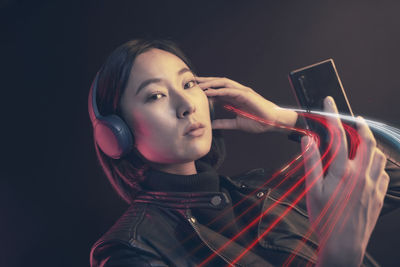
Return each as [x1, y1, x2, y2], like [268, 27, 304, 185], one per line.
[227, 114, 340, 266]
[195, 105, 400, 266]
[198, 111, 332, 266]
[285, 107, 400, 155]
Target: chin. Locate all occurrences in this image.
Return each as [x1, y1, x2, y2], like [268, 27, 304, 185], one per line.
[193, 147, 212, 161]
[142, 138, 212, 163]
[177, 145, 210, 162]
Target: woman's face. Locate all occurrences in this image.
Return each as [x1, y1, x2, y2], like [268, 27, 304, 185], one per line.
[120, 48, 212, 165]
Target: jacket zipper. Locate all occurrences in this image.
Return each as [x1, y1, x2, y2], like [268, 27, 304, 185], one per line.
[186, 214, 243, 267]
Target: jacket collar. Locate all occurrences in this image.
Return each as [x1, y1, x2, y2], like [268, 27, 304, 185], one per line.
[134, 190, 231, 210]
[133, 166, 270, 210]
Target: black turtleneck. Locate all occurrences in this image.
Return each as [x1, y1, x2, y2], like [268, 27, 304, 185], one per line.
[141, 160, 220, 192]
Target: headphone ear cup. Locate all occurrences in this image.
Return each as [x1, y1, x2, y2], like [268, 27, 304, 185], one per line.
[94, 114, 134, 159]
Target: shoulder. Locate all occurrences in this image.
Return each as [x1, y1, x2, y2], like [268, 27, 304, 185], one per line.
[90, 204, 170, 267]
[90, 202, 192, 267]
[92, 204, 147, 246]
[90, 240, 167, 267]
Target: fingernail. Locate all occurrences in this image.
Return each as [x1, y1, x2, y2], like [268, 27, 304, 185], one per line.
[325, 96, 333, 106]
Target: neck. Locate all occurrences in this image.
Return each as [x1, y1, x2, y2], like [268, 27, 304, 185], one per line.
[147, 161, 197, 175]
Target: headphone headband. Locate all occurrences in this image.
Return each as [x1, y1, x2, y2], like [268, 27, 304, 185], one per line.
[88, 72, 101, 124]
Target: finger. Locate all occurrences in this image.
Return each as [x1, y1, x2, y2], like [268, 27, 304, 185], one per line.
[195, 76, 221, 81]
[323, 96, 348, 177]
[354, 116, 377, 174]
[302, 136, 323, 197]
[196, 76, 240, 83]
[196, 77, 246, 90]
[211, 119, 238, 130]
[369, 148, 386, 182]
[203, 88, 246, 101]
[378, 172, 390, 195]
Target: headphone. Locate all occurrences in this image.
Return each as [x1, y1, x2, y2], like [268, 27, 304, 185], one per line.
[88, 72, 216, 160]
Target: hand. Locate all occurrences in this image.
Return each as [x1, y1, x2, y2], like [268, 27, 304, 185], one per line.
[301, 96, 389, 266]
[196, 76, 298, 133]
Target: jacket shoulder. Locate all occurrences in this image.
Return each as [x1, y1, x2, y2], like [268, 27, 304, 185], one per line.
[93, 204, 147, 246]
[90, 204, 169, 267]
[90, 203, 196, 267]
[90, 240, 168, 267]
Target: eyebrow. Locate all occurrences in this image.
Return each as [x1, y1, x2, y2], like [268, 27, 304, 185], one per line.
[135, 67, 192, 96]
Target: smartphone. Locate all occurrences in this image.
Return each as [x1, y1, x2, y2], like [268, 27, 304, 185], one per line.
[288, 59, 355, 163]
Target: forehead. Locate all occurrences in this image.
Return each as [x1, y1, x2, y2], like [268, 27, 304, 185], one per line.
[130, 48, 189, 80]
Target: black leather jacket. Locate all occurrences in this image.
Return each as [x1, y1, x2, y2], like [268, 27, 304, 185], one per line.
[90, 159, 400, 266]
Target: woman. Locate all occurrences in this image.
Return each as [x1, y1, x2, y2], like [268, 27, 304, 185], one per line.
[89, 39, 398, 266]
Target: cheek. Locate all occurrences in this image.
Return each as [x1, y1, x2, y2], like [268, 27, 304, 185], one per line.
[130, 109, 176, 149]
[197, 92, 212, 119]
[130, 107, 171, 136]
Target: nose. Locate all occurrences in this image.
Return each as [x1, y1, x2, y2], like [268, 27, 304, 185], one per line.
[175, 91, 196, 119]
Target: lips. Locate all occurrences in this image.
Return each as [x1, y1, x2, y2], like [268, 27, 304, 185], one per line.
[184, 122, 205, 136]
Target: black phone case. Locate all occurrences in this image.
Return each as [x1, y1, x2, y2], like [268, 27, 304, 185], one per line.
[288, 59, 353, 116]
[288, 59, 355, 163]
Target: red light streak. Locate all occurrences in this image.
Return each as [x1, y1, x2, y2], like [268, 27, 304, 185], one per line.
[283, 123, 361, 266]
[226, 115, 338, 266]
[185, 104, 359, 266]
[181, 106, 312, 259]
[197, 108, 334, 266]
[316, 125, 363, 255]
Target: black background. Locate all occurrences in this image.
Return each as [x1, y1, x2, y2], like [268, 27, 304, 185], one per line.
[1, 1, 400, 266]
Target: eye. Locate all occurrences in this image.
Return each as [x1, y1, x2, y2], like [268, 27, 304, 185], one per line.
[184, 80, 197, 89]
[147, 92, 165, 102]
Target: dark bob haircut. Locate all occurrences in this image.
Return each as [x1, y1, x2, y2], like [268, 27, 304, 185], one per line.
[92, 39, 226, 204]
